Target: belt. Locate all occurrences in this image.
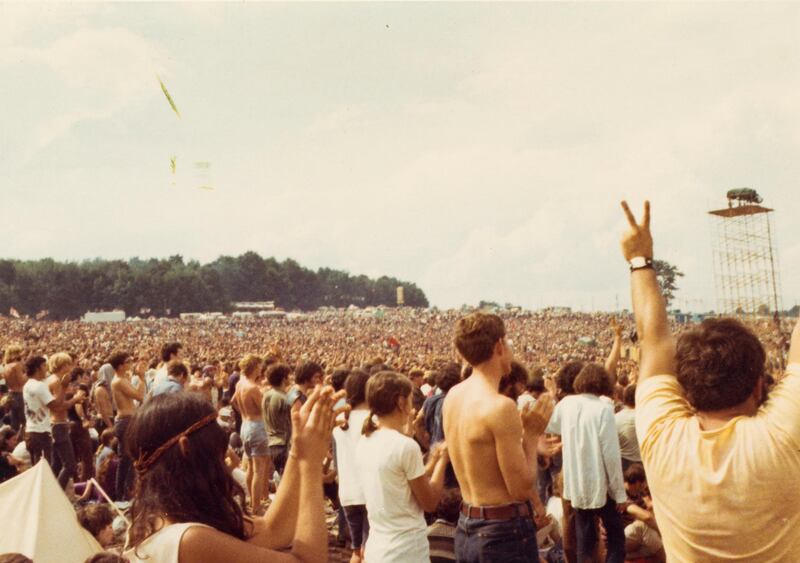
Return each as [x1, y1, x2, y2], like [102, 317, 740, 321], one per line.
[460, 502, 531, 520]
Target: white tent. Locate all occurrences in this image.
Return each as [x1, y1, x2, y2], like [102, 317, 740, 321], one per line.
[0, 460, 102, 562]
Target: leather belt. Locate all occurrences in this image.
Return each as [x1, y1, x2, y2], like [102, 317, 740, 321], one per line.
[460, 502, 531, 520]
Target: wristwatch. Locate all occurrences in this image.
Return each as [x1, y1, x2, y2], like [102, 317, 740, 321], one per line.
[629, 256, 654, 272]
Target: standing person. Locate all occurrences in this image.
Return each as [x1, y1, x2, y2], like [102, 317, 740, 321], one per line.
[68, 368, 95, 481]
[93, 368, 114, 433]
[22, 356, 56, 466]
[150, 361, 188, 398]
[47, 352, 85, 489]
[620, 200, 800, 559]
[110, 351, 144, 500]
[355, 371, 450, 563]
[262, 363, 292, 477]
[2, 345, 26, 432]
[546, 363, 627, 563]
[232, 354, 271, 513]
[154, 342, 183, 389]
[123, 387, 340, 563]
[408, 369, 426, 412]
[420, 363, 461, 448]
[287, 361, 323, 408]
[614, 385, 641, 472]
[443, 313, 554, 563]
[333, 370, 371, 563]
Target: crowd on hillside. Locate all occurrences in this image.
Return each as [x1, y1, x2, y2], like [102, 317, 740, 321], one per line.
[0, 204, 798, 563]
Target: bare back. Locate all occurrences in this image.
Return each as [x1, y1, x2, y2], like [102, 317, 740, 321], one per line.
[444, 375, 521, 506]
[112, 375, 142, 418]
[233, 376, 263, 421]
[5, 362, 26, 392]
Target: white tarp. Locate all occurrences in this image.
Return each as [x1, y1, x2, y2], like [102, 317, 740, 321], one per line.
[0, 460, 102, 562]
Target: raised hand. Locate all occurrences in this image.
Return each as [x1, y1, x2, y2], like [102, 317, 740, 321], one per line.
[291, 385, 336, 465]
[610, 317, 623, 338]
[520, 392, 554, 437]
[620, 200, 653, 262]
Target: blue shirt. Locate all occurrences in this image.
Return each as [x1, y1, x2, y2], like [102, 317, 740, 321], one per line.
[151, 377, 184, 398]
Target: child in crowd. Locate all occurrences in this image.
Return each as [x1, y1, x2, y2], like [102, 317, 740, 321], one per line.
[355, 371, 450, 563]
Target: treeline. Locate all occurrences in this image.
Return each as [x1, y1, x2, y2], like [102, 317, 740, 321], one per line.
[0, 252, 429, 320]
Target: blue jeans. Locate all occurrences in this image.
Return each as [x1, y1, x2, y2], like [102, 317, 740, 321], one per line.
[455, 509, 539, 563]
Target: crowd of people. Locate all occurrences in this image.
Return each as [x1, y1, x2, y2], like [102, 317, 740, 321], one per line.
[0, 201, 798, 563]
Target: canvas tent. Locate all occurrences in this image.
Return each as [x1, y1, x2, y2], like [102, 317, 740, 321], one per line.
[0, 460, 102, 562]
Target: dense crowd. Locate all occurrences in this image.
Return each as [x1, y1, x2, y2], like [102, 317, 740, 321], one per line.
[1, 202, 798, 563]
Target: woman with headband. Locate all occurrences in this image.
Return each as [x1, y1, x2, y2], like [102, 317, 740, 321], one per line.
[123, 385, 342, 562]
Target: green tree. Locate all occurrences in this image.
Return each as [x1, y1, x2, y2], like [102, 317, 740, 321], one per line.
[653, 259, 684, 308]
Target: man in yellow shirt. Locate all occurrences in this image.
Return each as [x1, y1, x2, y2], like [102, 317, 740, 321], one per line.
[620, 200, 800, 562]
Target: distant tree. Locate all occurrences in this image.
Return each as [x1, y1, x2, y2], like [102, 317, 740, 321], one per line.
[653, 259, 684, 308]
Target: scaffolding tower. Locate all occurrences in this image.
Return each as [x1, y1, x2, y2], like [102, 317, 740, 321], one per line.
[709, 189, 782, 317]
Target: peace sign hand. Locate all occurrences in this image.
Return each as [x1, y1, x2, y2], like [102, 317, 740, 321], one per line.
[620, 200, 653, 262]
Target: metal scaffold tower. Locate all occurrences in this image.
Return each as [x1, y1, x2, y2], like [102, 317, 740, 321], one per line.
[709, 188, 782, 317]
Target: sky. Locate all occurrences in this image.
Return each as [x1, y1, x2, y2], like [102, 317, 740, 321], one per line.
[2, 2, 799, 312]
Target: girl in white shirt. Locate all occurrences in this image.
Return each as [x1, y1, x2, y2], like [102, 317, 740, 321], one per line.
[355, 371, 449, 563]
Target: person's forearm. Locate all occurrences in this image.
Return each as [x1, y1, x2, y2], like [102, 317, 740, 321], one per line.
[520, 435, 539, 489]
[252, 450, 300, 549]
[788, 320, 800, 365]
[428, 457, 448, 501]
[605, 335, 621, 381]
[632, 269, 669, 343]
[631, 268, 675, 379]
[289, 459, 327, 563]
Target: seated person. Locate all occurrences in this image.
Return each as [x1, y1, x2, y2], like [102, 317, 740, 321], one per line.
[622, 464, 664, 562]
[77, 504, 116, 548]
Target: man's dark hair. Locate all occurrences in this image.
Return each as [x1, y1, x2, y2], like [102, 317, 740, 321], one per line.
[108, 351, 131, 371]
[574, 363, 614, 397]
[295, 361, 323, 385]
[454, 313, 506, 366]
[435, 487, 463, 524]
[623, 384, 636, 408]
[267, 364, 292, 388]
[77, 503, 114, 538]
[624, 462, 647, 485]
[555, 361, 584, 398]
[24, 356, 47, 377]
[676, 318, 765, 411]
[436, 363, 462, 393]
[500, 361, 528, 394]
[331, 368, 350, 392]
[167, 361, 188, 380]
[161, 342, 183, 363]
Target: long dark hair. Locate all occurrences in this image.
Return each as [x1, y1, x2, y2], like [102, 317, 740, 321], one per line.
[125, 393, 247, 548]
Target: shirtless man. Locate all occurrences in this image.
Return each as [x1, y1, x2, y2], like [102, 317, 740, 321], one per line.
[187, 365, 214, 403]
[233, 354, 272, 513]
[93, 369, 114, 432]
[110, 351, 145, 500]
[443, 312, 554, 562]
[3, 344, 27, 432]
[47, 352, 85, 489]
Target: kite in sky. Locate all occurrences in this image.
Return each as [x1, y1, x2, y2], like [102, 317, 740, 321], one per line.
[157, 75, 181, 118]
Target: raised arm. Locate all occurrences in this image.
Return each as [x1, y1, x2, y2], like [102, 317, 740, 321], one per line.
[605, 318, 623, 383]
[621, 201, 676, 383]
[788, 319, 800, 366]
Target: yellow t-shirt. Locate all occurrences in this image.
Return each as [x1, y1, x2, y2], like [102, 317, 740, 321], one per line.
[636, 365, 800, 562]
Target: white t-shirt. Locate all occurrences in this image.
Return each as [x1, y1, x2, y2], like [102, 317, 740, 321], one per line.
[614, 407, 641, 462]
[355, 427, 428, 563]
[23, 378, 54, 433]
[333, 409, 369, 506]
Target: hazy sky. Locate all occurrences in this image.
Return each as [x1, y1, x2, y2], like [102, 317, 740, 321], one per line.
[2, 3, 799, 311]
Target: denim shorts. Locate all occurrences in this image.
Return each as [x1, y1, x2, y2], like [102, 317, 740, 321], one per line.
[240, 420, 270, 458]
[455, 507, 539, 563]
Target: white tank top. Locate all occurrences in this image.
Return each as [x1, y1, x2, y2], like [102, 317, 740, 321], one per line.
[123, 522, 211, 563]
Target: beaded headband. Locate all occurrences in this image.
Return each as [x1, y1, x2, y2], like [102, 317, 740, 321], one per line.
[134, 411, 218, 474]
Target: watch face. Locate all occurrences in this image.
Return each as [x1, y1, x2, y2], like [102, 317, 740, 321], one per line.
[630, 257, 647, 268]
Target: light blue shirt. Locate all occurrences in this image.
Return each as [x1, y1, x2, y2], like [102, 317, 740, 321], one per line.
[546, 393, 627, 509]
[150, 377, 184, 398]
